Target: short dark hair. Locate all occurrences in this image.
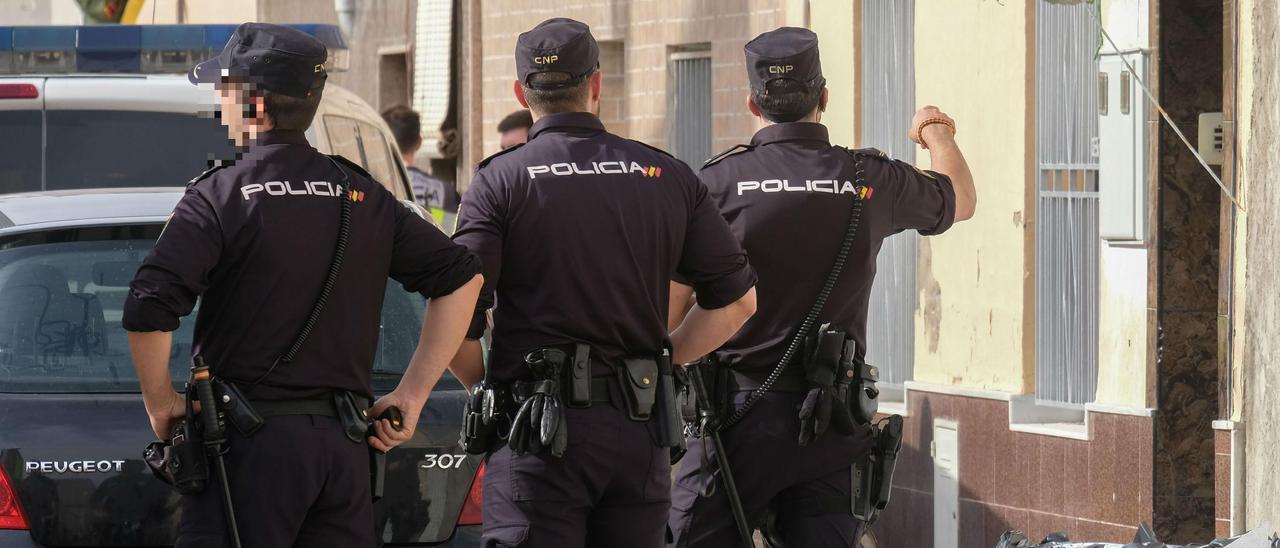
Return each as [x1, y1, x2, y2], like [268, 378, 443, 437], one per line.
[262, 89, 322, 131]
[521, 71, 592, 115]
[750, 79, 824, 123]
[497, 109, 533, 133]
[381, 105, 423, 154]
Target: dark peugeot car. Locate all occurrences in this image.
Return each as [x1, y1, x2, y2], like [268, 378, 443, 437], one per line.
[0, 189, 484, 546]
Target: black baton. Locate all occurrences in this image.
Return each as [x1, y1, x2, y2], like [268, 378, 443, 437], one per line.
[687, 360, 752, 548]
[192, 358, 243, 548]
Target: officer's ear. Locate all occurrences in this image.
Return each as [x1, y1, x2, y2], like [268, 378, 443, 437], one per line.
[246, 92, 267, 127]
[513, 80, 531, 109]
[589, 71, 602, 102]
[746, 95, 762, 119]
[819, 87, 829, 113]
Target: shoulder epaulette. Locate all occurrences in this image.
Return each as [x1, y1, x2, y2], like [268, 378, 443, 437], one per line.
[328, 154, 372, 178]
[186, 163, 227, 188]
[701, 144, 755, 169]
[842, 146, 888, 160]
[476, 143, 524, 170]
[627, 139, 676, 160]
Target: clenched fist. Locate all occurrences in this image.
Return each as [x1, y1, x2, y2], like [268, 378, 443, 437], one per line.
[909, 105, 956, 150]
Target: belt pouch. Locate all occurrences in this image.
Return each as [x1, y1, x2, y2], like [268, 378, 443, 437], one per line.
[852, 354, 881, 425]
[617, 358, 659, 421]
[214, 380, 264, 437]
[334, 391, 369, 443]
[567, 343, 592, 408]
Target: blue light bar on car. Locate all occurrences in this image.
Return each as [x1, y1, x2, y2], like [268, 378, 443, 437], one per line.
[12, 26, 77, 73]
[0, 24, 349, 75]
[140, 25, 208, 73]
[78, 25, 142, 72]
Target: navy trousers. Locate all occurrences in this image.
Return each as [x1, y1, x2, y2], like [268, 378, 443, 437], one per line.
[481, 397, 671, 548]
[667, 390, 876, 548]
[176, 415, 375, 548]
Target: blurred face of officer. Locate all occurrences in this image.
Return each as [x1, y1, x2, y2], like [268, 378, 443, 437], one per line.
[189, 23, 328, 147]
[215, 80, 271, 148]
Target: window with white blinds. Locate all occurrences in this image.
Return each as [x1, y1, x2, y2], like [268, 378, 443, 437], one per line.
[1034, 0, 1101, 405]
[669, 48, 712, 168]
[861, 0, 917, 387]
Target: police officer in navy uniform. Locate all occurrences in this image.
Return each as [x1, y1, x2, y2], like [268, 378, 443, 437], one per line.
[122, 23, 483, 547]
[449, 17, 759, 548]
[667, 27, 977, 547]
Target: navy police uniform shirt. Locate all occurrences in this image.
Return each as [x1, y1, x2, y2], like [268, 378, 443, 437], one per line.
[123, 129, 480, 399]
[453, 112, 756, 383]
[699, 122, 956, 373]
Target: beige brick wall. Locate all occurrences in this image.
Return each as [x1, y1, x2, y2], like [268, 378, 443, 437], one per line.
[466, 0, 788, 189]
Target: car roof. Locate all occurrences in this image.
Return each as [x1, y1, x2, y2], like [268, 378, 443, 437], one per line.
[0, 188, 181, 233]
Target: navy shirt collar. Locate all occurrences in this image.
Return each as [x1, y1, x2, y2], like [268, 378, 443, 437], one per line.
[750, 122, 830, 146]
[254, 129, 310, 147]
[528, 112, 606, 140]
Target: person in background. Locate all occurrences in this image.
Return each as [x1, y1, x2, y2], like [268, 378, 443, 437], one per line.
[382, 105, 458, 226]
[497, 109, 533, 150]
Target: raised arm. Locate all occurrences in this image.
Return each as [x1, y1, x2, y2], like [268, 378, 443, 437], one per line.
[912, 106, 976, 222]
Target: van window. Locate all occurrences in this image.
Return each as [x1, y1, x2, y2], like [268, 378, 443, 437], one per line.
[0, 111, 42, 194]
[357, 121, 399, 188]
[325, 115, 364, 165]
[0, 110, 234, 194]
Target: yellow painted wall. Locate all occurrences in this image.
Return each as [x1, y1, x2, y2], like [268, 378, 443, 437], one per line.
[808, 0, 857, 146]
[911, 0, 1029, 393]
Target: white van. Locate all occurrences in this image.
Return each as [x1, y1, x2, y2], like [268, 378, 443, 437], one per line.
[0, 24, 414, 201]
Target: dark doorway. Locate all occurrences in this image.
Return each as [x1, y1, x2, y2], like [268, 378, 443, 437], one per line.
[1154, 0, 1223, 542]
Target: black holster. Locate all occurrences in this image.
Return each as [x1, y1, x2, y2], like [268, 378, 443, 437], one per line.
[852, 414, 904, 524]
[143, 385, 209, 495]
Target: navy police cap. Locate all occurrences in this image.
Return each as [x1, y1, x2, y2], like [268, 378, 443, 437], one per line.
[744, 27, 824, 90]
[189, 22, 328, 98]
[515, 18, 599, 89]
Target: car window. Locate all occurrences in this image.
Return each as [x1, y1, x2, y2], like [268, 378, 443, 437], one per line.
[42, 111, 235, 191]
[324, 115, 365, 166]
[0, 111, 42, 195]
[356, 121, 398, 188]
[0, 226, 449, 393]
